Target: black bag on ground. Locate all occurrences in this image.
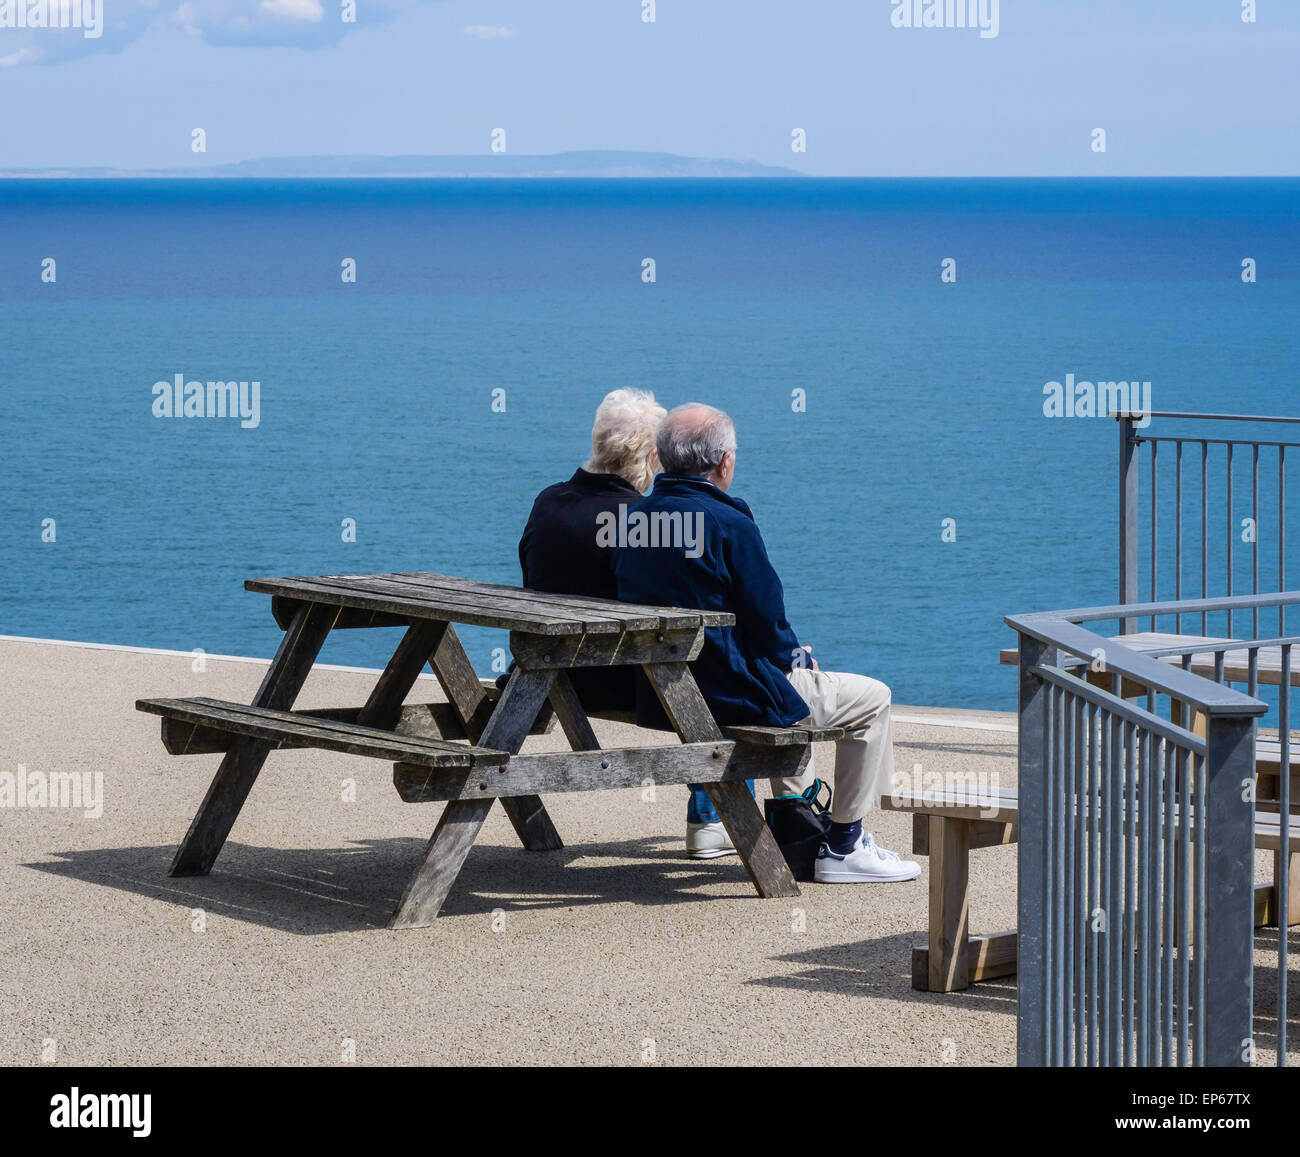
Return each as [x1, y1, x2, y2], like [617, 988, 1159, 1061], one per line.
[764, 778, 833, 881]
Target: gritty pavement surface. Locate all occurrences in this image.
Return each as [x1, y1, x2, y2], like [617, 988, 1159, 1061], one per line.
[0, 638, 1290, 1067]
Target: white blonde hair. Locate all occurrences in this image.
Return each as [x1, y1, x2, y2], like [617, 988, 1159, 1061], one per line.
[586, 388, 667, 493]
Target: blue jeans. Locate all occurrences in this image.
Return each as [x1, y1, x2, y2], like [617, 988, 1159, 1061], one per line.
[687, 781, 755, 824]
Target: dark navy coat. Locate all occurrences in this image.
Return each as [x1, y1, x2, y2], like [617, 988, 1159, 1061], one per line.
[518, 468, 640, 713]
[612, 472, 812, 727]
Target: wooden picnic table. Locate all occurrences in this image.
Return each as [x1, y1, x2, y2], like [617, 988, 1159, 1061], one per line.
[138, 572, 834, 929]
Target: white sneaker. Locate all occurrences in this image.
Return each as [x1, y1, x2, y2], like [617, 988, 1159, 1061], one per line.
[814, 831, 921, 883]
[686, 821, 737, 859]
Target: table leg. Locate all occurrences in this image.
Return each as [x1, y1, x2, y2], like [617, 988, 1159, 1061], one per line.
[642, 661, 799, 899]
[389, 668, 558, 928]
[547, 670, 601, 752]
[170, 602, 339, 876]
[356, 620, 449, 729]
[429, 626, 562, 851]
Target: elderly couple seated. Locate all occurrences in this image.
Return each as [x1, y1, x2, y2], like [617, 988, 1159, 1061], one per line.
[517, 389, 919, 885]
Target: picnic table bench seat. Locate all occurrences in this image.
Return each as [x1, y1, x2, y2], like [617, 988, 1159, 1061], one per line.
[721, 724, 846, 746]
[882, 785, 1300, 993]
[137, 697, 509, 768]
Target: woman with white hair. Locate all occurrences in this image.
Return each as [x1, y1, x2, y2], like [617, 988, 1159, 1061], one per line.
[517, 388, 666, 713]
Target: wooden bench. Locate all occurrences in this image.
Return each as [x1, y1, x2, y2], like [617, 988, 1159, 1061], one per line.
[880, 788, 1019, 993]
[137, 697, 510, 768]
[881, 785, 1300, 993]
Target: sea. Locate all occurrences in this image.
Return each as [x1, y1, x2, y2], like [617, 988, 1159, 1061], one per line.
[2, 177, 1297, 709]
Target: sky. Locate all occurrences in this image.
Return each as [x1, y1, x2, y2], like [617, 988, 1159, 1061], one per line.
[1, 0, 1297, 175]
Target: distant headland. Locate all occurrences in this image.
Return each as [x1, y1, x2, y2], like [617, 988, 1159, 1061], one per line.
[0, 150, 804, 179]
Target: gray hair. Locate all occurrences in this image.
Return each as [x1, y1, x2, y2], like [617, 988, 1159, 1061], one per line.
[586, 388, 667, 493]
[655, 403, 737, 476]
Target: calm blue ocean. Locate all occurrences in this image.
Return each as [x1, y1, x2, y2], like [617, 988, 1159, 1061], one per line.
[2, 178, 1298, 709]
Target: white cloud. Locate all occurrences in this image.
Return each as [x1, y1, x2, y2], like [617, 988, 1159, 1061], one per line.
[0, 45, 44, 69]
[260, 0, 324, 24]
[463, 24, 514, 39]
[0, 0, 438, 64]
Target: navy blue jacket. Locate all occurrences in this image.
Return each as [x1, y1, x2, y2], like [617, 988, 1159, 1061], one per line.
[612, 473, 812, 727]
[519, 468, 640, 713]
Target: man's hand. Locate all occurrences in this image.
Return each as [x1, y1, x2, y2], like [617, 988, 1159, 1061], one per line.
[802, 645, 819, 671]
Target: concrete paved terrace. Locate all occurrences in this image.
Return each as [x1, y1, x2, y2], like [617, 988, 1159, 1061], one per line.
[0, 637, 1291, 1066]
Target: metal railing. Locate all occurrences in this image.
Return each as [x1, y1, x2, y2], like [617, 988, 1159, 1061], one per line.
[1118, 411, 1300, 637]
[1009, 592, 1300, 1066]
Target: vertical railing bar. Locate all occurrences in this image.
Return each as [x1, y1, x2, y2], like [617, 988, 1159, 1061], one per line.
[1109, 711, 1124, 1064]
[1063, 689, 1075, 1065]
[1139, 725, 1154, 1065]
[1089, 701, 1101, 1067]
[1074, 693, 1086, 1066]
[1120, 415, 1140, 634]
[1227, 443, 1235, 637]
[1170, 738, 1180, 1066]
[1151, 440, 1159, 633]
[1252, 444, 1260, 638]
[1044, 681, 1057, 1063]
[1054, 685, 1067, 1066]
[1280, 446, 1287, 639]
[1201, 441, 1209, 636]
[1176, 442, 1184, 633]
[1017, 634, 1053, 1067]
[1125, 720, 1138, 1066]
[1193, 750, 1206, 1066]
[1178, 743, 1192, 1068]
[1279, 645, 1291, 1067]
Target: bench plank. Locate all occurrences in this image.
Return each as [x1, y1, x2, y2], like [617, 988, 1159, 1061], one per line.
[722, 724, 847, 746]
[138, 697, 506, 768]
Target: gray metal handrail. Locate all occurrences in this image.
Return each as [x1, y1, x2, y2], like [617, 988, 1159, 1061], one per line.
[1006, 609, 1270, 715]
[1012, 596, 1271, 1068]
[1116, 411, 1300, 637]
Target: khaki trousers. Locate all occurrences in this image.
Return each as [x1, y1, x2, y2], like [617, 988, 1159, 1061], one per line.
[770, 667, 895, 823]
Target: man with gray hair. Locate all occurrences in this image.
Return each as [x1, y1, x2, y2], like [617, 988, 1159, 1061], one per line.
[613, 403, 918, 882]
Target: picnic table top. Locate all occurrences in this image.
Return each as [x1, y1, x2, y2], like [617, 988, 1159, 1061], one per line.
[999, 630, 1300, 687]
[245, 571, 735, 636]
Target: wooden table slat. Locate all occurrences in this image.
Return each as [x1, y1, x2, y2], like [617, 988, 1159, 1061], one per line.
[332, 572, 634, 629]
[246, 575, 608, 635]
[393, 571, 734, 629]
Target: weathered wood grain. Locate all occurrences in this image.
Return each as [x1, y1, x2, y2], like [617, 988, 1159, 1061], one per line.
[509, 628, 705, 670]
[430, 628, 561, 849]
[911, 932, 1018, 990]
[138, 697, 506, 768]
[247, 575, 601, 635]
[547, 670, 601, 752]
[394, 571, 734, 629]
[392, 740, 809, 802]
[168, 601, 339, 877]
[642, 661, 801, 900]
[388, 667, 561, 929]
[722, 723, 847, 746]
[322, 573, 632, 632]
[928, 814, 972, 992]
